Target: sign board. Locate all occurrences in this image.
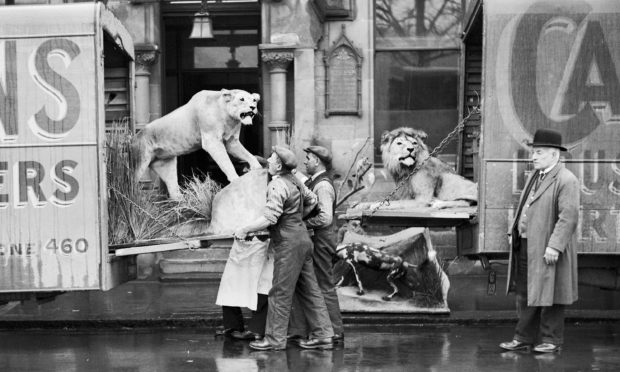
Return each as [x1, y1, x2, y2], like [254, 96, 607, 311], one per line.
[0, 3, 135, 291]
[324, 25, 362, 117]
[477, 0, 620, 254]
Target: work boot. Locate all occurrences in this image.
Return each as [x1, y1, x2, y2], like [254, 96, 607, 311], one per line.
[332, 333, 345, 344]
[499, 339, 531, 351]
[533, 343, 561, 353]
[299, 337, 334, 350]
[287, 334, 306, 346]
[249, 339, 284, 351]
[230, 330, 262, 341]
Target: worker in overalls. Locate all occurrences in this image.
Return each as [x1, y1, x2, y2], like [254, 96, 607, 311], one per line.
[288, 146, 344, 345]
[234, 145, 334, 351]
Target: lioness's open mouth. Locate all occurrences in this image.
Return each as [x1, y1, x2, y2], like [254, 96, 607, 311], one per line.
[239, 111, 255, 125]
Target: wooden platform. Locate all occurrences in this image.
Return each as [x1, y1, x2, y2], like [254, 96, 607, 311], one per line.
[341, 206, 478, 228]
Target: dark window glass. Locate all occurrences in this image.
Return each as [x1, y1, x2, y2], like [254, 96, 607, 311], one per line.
[375, 0, 462, 49]
[374, 0, 462, 163]
[374, 50, 459, 161]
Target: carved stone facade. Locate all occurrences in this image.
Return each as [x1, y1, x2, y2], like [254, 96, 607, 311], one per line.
[261, 50, 294, 71]
[135, 44, 160, 69]
[261, 47, 296, 146]
[134, 44, 160, 128]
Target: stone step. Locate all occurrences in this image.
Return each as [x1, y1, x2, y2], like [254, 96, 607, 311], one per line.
[161, 248, 230, 261]
[159, 272, 223, 282]
[159, 259, 227, 274]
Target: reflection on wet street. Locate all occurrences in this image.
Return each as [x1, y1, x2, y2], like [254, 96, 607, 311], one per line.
[0, 323, 619, 371]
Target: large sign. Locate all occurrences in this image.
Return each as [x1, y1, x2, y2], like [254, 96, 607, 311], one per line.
[481, 0, 620, 253]
[0, 37, 100, 290]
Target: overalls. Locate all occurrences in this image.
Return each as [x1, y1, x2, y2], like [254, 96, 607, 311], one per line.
[263, 174, 334, 348]
[289, 174, 344, 337]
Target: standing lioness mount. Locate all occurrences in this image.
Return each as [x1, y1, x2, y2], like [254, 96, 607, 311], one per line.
[132, 89, 262, 200]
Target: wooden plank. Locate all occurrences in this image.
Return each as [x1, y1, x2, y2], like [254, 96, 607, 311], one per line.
[114, 240, 202, 257]
[110, 231, 270, 256]
[342, 208, 477, 228]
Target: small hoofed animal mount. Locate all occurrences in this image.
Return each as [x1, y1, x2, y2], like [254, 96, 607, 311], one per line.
[334, 226, 450, 309]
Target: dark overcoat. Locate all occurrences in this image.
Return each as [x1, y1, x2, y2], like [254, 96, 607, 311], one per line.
[506, 162, 579, 306]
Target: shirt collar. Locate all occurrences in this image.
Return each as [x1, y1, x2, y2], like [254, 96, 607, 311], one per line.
[541, 161, 558, 176]
[310, 170, 326, 181]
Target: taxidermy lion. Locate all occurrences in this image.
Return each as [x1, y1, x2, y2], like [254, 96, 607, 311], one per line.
[131, 89, 262, 200]
[356, 127, 477, 210]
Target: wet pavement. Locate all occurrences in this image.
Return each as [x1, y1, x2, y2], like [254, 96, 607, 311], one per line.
[0, 323, 619, 371]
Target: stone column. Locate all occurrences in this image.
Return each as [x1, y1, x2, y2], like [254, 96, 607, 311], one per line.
[261, 47, 294, 147]
[134, 45, 160, 188]
[134, 44, 160, 131]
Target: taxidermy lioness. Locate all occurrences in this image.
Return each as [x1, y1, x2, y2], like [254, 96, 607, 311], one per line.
[132, 89, 262, 200]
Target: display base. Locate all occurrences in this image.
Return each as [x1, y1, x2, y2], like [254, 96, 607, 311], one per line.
[337, 287, 449, 314]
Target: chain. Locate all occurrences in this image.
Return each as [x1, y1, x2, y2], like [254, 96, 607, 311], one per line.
[367, 107, 480, 217]
[109, 186, 199, 250]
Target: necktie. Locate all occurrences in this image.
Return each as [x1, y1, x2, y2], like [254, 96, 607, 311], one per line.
[534, 172, 545, 191]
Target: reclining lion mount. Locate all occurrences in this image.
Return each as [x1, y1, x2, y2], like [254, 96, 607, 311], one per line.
[357, 127, 478, 210]
[132, 89, 263, 200]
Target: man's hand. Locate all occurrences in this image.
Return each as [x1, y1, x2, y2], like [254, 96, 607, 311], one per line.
[544, 247, 560, 265]
[233, 227, 248, 240]
[292, 169, 308, 183]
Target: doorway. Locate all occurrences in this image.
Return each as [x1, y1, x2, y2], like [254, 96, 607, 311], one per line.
[162, 3, 261, 187]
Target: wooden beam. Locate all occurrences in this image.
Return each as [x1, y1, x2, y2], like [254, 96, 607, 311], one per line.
[114, 240, 202, 256]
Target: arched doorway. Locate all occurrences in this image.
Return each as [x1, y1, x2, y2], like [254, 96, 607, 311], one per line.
[162, 1, 262, 187]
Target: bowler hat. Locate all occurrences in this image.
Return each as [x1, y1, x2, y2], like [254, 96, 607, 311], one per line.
[272, 145, 298, 169]
[304, 145, 332, 166]
[527, 128, 567, 151]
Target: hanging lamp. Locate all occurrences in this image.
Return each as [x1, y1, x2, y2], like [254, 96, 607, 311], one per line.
[189, 0, 214, 39]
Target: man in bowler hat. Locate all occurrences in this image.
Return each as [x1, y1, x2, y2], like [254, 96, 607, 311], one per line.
[234, 145, 334, 351]
[500, 128, 579, 353]
[288, 146, 344, 345]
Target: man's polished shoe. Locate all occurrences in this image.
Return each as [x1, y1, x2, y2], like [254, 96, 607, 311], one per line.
[287, 335, 305, 346]
[332, 334, 345, 344]
[214, 327, 235, 337]
[499, 340, 531, 351]
[249, 339, 284, 351]
[299, 337, 334, 350]
[230, 330, 262, 341]
[533, 343, 561, 353]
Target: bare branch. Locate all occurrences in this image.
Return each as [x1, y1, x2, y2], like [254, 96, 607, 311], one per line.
[336, 186, 366, 209]
[336, 137, 371, 198]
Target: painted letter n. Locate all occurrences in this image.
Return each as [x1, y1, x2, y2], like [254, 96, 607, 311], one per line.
[0, 40, 18, 140]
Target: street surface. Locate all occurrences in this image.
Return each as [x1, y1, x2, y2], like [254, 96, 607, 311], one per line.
[0, 323, 618, 371]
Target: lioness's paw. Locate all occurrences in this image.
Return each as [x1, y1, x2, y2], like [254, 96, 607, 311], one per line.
[430, 200, 449, 209]
[249, 158, 263, 169]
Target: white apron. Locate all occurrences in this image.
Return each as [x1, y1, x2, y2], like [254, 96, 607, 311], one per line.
[215, 238, 273, 310]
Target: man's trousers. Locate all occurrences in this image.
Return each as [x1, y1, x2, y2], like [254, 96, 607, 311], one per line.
[264, 237, 333, 348]
[289, 229, 344, 337]
[222, 294, 268, 335]
[513, 238, 565, 345]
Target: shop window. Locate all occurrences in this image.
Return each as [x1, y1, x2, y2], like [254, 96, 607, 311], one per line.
[374, 0, 462, 163]
[194, 45, 258, 68]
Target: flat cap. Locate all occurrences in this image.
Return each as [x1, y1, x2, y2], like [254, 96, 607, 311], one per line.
[304, 145, 332, 166]
[272, 145, 298, 169]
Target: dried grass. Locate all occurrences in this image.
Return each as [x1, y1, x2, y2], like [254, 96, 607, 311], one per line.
[176, 173, 221, 222]
[106, 124, 181, 245]
[105, 123, 221, 245]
